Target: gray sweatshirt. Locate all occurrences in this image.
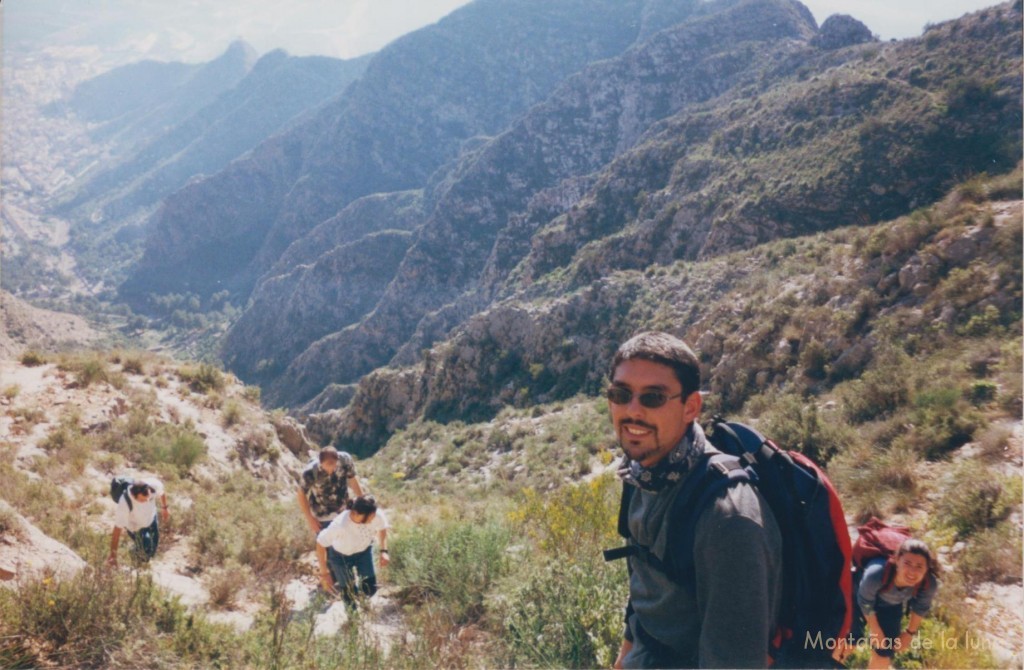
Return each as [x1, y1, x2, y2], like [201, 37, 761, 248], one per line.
[622, 444, 783, 669]
[857, 558, 938, 617]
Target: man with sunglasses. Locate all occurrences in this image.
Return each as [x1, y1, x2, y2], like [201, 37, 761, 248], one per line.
[608, 331, 782, 669]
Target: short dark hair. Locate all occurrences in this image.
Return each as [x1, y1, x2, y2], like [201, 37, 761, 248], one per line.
[349, 495, 378, 516]
[610, 331, 701, 397]
[318, 446, 340, 464]
[129, 482, 153, 497]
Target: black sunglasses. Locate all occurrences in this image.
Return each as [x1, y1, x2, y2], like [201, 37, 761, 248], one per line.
[606, 386, 684, 409]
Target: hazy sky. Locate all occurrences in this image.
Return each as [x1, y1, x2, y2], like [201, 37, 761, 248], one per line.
[2, 0, 1007, 65]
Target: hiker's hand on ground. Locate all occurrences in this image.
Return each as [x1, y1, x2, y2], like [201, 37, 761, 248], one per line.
[613, 639, 632, 669]
[832, 638, 852, 664]
[379, 551, 390, 568]
[160, 508, 170, 524]
[897, 631, 913, 651]
[106, 554, 118, 568]
[319, 570, 338, 596]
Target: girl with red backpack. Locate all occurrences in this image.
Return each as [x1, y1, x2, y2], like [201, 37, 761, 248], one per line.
[852, 537, 941, 668]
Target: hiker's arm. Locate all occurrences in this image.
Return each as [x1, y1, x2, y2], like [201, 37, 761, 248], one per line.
[297, 487, 321, 536]
[377, 528, 390, 568]
[613, 598, 635, 668]
[865, 613, 886, 645]
[613, 639, 632, 669]
[107, 526, 122, 566]
[159, 493, 169, 524]
[349, 475, 364, 498]
[696, 512, 776, 668]
[315, 544, 338, 595]
[897, 612, 925, 651]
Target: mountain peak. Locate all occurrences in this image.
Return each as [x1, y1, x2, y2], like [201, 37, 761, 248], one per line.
[812, 13, 876, 49]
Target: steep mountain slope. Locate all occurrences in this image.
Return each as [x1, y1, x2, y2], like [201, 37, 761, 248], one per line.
[221, 190, 425, 386]
[61, 50, 370, 229]
[260, 1, 1020, 410]
[510, 6, 1021, 289]
[119, 0, 702, 306]
[0, 290, 100, 359]
[311, 178, 1021, 454]
[255, 0, 821, 405]
[63, 40, 258, 154]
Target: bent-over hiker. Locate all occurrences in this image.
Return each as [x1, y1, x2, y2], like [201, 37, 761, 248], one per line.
[107, 478, 169, 567]
[853, 538, 940, 669]
[316, 495, 390, 605]
[608, 331, 783, 669]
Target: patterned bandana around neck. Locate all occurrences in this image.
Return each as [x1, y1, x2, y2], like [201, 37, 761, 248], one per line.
[616, 422, 705, 493]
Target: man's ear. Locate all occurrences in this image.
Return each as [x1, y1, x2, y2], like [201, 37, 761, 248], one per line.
[682, 390, 702, 424]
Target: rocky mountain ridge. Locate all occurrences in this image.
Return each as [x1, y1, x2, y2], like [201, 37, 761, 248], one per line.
[232, 0, 1019, 412]
[308, 186, 1022, 453]
[120, 0, 696, 306]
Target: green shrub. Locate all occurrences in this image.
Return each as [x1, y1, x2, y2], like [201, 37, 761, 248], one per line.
[509, 473, 620, 558]
[976, 423, 1013, 459]
[840, 352, 912, 423]
[178, 363, 226, 394]
[390, 514, 511, 623]
[58, 353, 110, 388]
[956, 304, 1003, 337]
[0, 503, 25, 540]
[935, 462, 1019, 537]
[190, 472, 308, 575]
[19, 351, 46, 367]
[895, 615, 998, 670]
[903, 387, 981, 458]
[758, 394, 854, 464]
[497, 558, 627, 668]
[11, 406, 46, 425]
[222, 400, 243, 427]
[0, 568, 244, 668]
[957, 521, 1024, 585]
[829, 444, 922, 522]
[121, 355, 145, 375]
[136, 427, 207, 475]
[204, 560, 250, 609]
[967, 380, 998, 405]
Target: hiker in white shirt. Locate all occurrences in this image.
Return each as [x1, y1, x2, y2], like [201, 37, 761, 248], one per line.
[316, 495, 390, 605]
[107, 479, 169, 566]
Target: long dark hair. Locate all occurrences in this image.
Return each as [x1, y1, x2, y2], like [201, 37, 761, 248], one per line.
[883, 538, 940, 594]
[897, 538, 941, 578]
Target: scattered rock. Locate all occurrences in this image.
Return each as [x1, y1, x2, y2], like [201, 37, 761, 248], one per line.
[272, 414, 315, 457]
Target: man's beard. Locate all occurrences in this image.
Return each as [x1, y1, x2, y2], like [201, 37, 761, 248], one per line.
[618, 419, 661, 464]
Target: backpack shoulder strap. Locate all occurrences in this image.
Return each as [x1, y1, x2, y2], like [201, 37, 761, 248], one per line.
[880, 558, 899, 593]
[668, 452, 755, 585]
[617, 480, 634, 540]
[602, 482, 637, 563]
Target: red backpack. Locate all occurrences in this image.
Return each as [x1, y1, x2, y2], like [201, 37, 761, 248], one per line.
[852, 517, 929, 595]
